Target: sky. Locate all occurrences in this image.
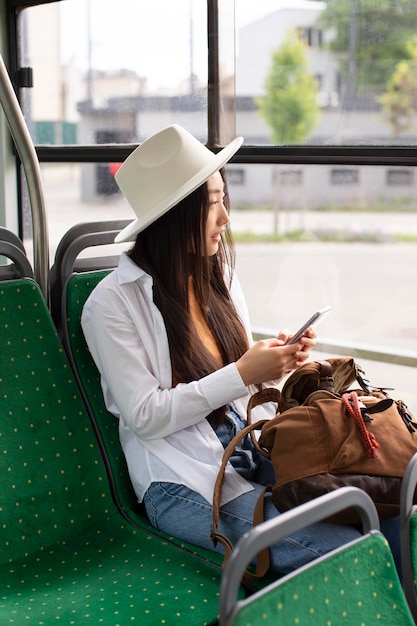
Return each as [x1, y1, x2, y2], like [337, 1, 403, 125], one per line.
[58, 0, 317, 91]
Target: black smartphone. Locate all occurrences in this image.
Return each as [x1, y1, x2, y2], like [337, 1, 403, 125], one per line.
[285, 306, 332, 345]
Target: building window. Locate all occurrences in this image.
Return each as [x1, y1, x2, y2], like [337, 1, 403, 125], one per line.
[226, 168, 245, 185]
[280, 170, 303, 186]
[297, 27, 323, 47]
[330, 169, 360, 185]
[386, 169, 413, 186]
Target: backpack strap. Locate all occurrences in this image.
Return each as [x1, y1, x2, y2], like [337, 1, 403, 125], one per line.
[246, 386, 282, 455]
[211, 386, 281, 583]
[211, 419, 271, 583]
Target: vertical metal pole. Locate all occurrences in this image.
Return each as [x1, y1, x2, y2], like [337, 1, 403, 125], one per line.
[189, 0, 195, 96]
[207, 0, 220, 146]
[0, 53, 49, 300]
[86, 0, 93, 104]
[348, 0, 357, 103]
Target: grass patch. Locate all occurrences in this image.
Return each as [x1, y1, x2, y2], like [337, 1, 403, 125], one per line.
[312, 200, 417, 213]
[232, 230, 417, 244]
[232, 230, 305, 243]
[312, 229, 386, 243]
[233, 202, 417, 213]
[393, 232, 417, 243]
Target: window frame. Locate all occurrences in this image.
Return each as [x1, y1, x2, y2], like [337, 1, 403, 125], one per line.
[6, 0, 417, 168]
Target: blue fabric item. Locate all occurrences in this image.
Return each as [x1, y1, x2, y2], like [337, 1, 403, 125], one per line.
[215, 403, 270, 480]
[144, 480, 364, 575]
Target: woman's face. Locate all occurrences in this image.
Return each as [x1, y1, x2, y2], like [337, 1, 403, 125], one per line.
[205, 171, 229, 256]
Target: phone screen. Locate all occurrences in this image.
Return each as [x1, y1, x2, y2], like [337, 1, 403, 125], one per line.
[285, 306, 332, 345]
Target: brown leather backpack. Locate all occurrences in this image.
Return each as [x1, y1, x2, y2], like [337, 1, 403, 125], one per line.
[211, 357, 417, 577]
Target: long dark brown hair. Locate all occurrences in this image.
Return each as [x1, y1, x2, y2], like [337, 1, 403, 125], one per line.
[128, 169, 249, 427]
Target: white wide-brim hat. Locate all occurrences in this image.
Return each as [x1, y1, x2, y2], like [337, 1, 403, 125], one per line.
[114, 124, 243, 243]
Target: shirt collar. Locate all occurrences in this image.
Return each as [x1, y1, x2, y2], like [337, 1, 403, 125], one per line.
[116, 251, 151, 286]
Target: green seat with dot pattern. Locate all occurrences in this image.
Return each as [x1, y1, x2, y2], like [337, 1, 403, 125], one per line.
[219, 487, 414, 626]
[0, 277, 225, 625]
[400, 452, 417, 621]
[63, 270, 139, 520]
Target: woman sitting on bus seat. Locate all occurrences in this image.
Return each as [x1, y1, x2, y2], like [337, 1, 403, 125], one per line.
[81, 124, 401, 576]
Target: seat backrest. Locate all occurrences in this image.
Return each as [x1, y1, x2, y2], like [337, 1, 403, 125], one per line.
[62, 269, 142, 520]
[220, 486, 414, 626]
[0, 232, 34, 280]
[0, 276, 228, 625]
[400, 451, 417, 621]
[49, 219, 131, 334]
[0, 226, 27, 253]
[49, 221, 141, 519]
[0, 278, 116, 564]
[232, 534, 410, 625]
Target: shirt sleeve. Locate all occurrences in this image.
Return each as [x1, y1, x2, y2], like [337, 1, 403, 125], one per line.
[81, 283, 248, 441]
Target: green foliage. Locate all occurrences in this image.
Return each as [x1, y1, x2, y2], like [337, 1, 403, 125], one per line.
[318, 0, 417, 88]
[256, 31, 320, 144]
[378, 37, 417, 136]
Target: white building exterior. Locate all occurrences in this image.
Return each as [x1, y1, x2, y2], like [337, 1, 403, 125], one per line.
[236, 1, 331, 98]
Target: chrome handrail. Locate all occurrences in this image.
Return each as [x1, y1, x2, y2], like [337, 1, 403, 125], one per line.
[0, 53, 49, 299]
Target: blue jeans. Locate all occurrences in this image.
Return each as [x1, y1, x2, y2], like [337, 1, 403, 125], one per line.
[144, 406, 401, 576]
[144, 480, 401, 576]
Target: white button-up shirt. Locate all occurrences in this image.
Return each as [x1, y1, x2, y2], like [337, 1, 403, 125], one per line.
[81, 252, 275, 504]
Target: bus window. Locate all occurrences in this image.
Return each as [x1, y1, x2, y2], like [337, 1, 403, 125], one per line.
[235, 0, 417, 149]
[18, 0, 209, 145]
[13, 0, 417, 417]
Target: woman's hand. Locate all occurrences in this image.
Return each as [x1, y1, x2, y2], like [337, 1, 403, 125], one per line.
[285, 326, 317, 355]
[236, 327, 317, 387]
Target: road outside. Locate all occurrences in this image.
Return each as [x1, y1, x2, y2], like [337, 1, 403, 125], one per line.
[235, 241, 417, 354]
[235, 241, 417, 413]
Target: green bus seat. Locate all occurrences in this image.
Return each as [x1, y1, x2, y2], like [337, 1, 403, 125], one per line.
[219, 487, 414, 626]
[0, 277, 224, 625]
[401, 451, 417, 622]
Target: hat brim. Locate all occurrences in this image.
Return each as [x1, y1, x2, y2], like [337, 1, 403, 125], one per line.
[114, 135, 243, 243]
